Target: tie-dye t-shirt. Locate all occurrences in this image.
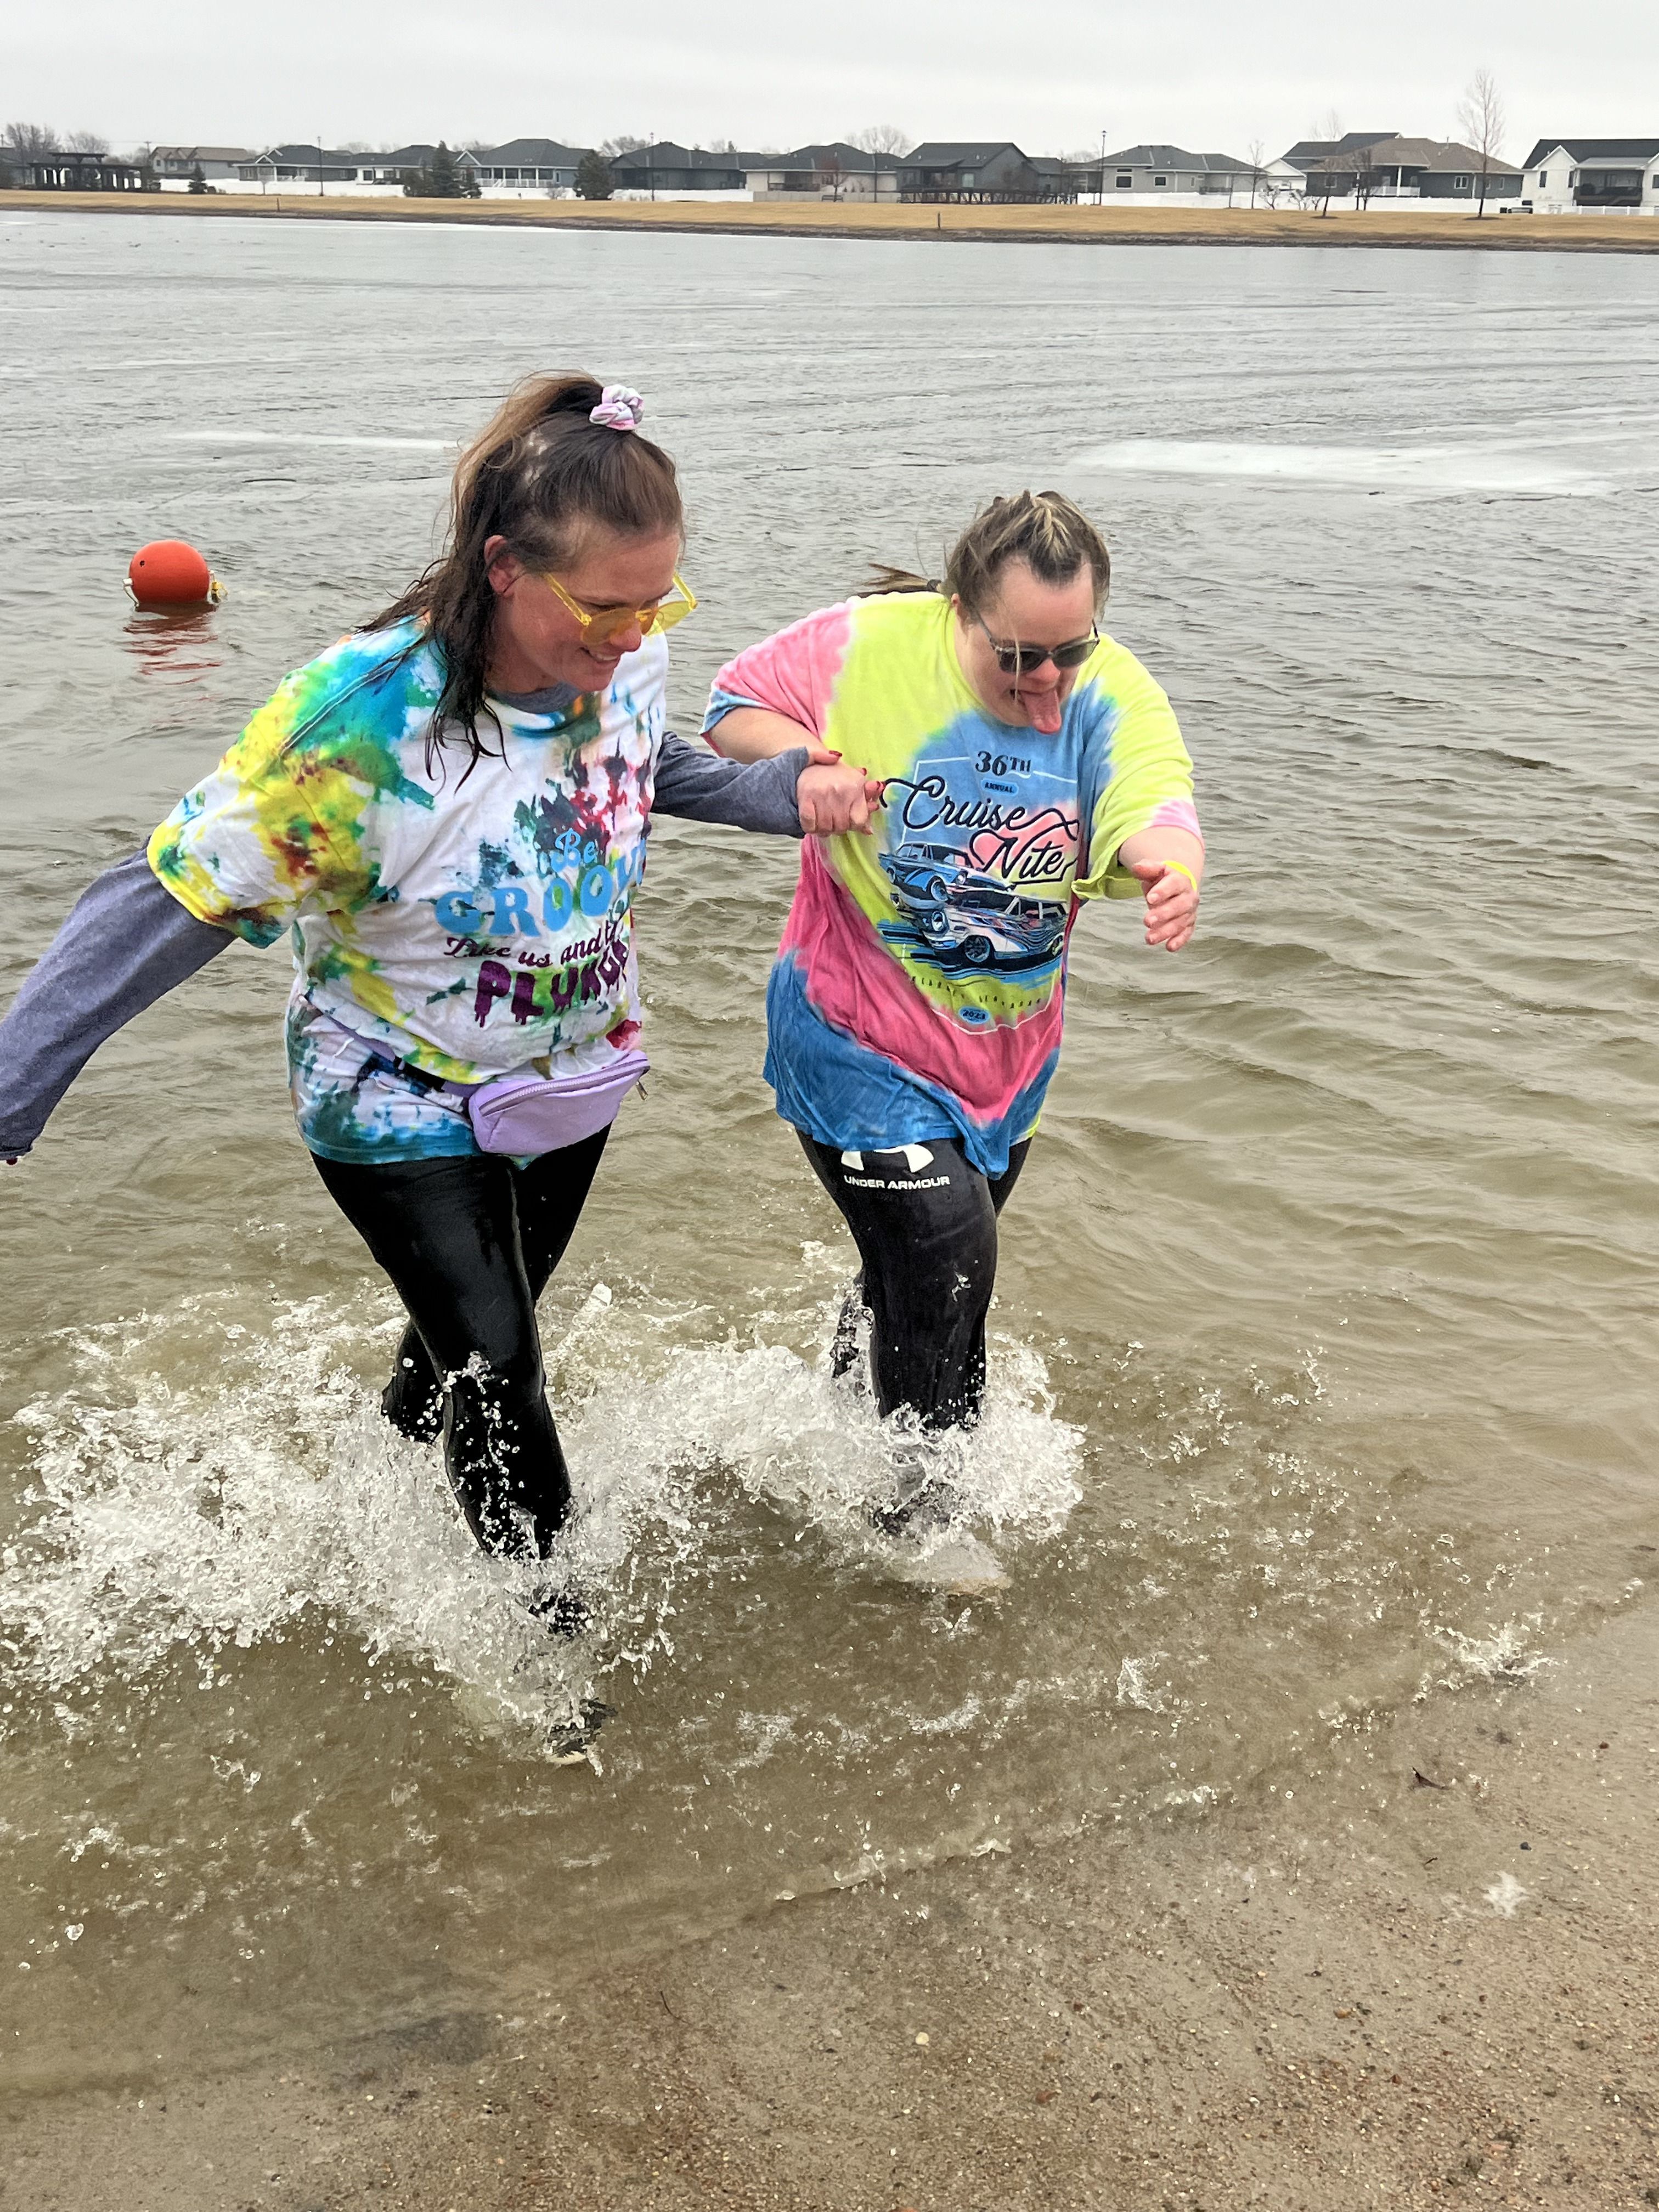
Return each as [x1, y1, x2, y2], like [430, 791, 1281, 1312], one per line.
[148, 618, 664, 1163]
[705, 591, 1198, 1177]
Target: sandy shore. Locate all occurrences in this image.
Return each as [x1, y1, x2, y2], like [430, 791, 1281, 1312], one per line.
[7, 1592, 1656, 2210]
[8, 190, 1659, 255]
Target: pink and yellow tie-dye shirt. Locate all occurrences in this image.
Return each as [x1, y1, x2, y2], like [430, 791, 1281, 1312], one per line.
[706, 591, 1198, 1175]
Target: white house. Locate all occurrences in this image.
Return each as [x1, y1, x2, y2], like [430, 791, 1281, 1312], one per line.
[151, 145, 256, 190]
[236, 145, 486, 195]
[1520, 139, 1659, 215]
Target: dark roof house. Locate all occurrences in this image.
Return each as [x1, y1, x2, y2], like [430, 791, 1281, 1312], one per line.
[1363, 137, 1522, 196]
[1520, 136, 1659, 167]
[476, 138, 589, 184]
[896, 142, 1056, 201]
[608, 143, 746, 191]
[1521, 137, 1659, 208]
[1279, 130, 1399, 173]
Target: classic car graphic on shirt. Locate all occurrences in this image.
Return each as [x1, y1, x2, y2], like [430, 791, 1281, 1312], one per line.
[878, 838, 1069, 975]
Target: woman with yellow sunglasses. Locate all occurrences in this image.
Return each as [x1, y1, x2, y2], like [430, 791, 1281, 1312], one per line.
[0, 373, 873, 1641]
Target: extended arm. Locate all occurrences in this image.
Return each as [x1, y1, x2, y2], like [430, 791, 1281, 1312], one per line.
[1118, 825, 1205, 952]
[659, 728, 878, 837]
[652, 731, 811, 835]
[0, 853, 234, 1161]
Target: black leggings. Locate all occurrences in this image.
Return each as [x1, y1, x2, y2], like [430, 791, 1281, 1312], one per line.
[800, 1133, 1029, 1432]
[312, 1130, 608, 1559]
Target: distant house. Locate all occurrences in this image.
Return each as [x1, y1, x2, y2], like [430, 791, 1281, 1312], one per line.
[474, 139, 589, 196]
[1360, 138, 1521, 200]
[1276, 130, 1398, 187]
[152, 145, 255, 187]
[4, 150, 150, 192]
[1520, 139, 1659, 215]
[1029, 155, 1099, 202]
[1272, 131, 1521, 205]
[744, 144, 901, 201]
[237, 145, 483, 193]
[1269, 131, 1396, 199]
[896, 143, 1056, 203]
[1097, 144, 1255, 198]
[379, 146, 477, 187]
[608, 144, 747, 197]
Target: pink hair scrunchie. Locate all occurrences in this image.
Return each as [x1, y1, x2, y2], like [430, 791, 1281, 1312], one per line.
[590, 384, 645, 431]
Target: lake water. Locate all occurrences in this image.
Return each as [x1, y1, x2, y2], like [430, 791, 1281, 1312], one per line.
[3, 211, 1657, 2097]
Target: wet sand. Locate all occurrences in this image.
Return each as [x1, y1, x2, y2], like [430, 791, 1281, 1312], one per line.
[9, 1595, 1656, 2210]
[9, 189, 1659, 253]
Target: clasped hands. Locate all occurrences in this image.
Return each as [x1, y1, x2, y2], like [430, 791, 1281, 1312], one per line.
[796, 746, 883, 836]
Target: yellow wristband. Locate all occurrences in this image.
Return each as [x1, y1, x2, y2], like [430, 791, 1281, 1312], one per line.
[1159, 859, 1199, 891]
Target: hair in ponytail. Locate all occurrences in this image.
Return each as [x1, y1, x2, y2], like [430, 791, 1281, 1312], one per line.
[854, 490, 1110, 617]
[368, 372, 682, 774]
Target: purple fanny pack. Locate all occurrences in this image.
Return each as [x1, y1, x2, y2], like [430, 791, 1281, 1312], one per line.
[362, 1037, 648, 1156]
[462, 1049, 649, 1155]
[464, 1050, 648, 1155]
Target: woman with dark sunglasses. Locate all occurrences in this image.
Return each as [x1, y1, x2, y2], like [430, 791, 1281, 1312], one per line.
[704, 492, 1201, 1587]
[0, 374, 874, 1624]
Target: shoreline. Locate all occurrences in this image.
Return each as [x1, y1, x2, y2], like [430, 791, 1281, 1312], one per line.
[8, 189, 1659, 253]
[8, 1593, 1657, 2208]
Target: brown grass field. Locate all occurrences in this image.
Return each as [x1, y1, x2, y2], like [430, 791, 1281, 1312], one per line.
[10, 187, 1659, 252]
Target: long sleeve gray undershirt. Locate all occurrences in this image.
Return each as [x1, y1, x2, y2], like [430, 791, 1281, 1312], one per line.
[0, 732, 809, 1160]
[0, 852, 232, 1160]
[651, 730, 809, 834]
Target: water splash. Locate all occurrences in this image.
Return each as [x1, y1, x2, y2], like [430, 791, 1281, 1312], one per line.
[0, 1278, 1084, 1757]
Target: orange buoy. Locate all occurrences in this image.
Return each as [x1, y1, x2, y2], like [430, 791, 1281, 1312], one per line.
[126, 540, 223, 607]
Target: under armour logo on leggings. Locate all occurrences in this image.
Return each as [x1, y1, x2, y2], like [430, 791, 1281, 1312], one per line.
[840, 1144, 935, 1175]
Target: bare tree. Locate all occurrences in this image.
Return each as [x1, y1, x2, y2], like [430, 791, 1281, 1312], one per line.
[1306, 108, 1375, 213]
[1305, 111, 1342, 214]
[65, 128, 109, 155]
[600, 134, 648, 157]
[4, 122, 59, 159]
[1457, 67, 1507, 216]
[1248, 137, 1265, 207]
[849, 123, 913, 156]
[818, 149, 847, 200]
[1329, 122, 1362, 205]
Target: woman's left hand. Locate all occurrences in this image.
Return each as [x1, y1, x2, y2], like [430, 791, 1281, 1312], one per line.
[798, 747, 883, 836]
[1126, 857, 1200, 952]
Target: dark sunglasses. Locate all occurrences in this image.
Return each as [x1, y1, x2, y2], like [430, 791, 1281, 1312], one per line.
[976, 618, 1098, 678]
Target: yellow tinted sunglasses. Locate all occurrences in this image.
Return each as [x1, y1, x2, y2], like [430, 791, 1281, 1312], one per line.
[541, 568, 697, 646]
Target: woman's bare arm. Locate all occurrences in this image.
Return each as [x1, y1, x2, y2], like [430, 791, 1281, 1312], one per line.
[705, 706, 820, 763]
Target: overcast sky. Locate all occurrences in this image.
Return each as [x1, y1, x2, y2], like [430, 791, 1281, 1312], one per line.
[9, 0, 1651, 162]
